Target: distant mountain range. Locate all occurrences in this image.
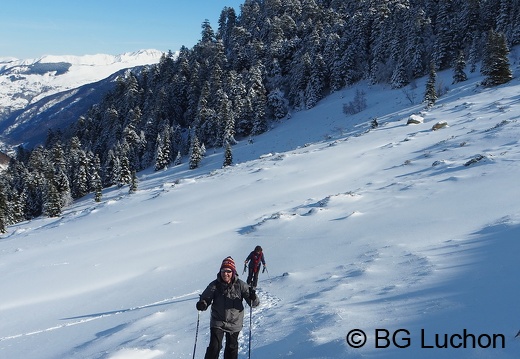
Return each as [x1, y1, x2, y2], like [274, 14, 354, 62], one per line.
[0, 49, 164, 152]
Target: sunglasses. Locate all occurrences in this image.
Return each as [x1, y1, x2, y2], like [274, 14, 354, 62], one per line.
[220, 269, 233, 274]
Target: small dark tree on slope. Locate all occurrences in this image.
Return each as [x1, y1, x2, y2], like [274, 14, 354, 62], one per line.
[129, 171, 138, 194]
[424, 62, 438, 108]
[223, 142, 233, 167]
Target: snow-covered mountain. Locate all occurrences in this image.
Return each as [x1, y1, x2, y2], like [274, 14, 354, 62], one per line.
[0, 49, 163, 149]
[0, 49, 163, 111]
[0, 54, 519, 358]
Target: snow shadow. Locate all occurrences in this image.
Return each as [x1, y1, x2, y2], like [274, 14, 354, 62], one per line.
[376, 219, 520, 359]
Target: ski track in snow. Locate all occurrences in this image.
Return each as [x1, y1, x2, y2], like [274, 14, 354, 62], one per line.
[0, 292, 199, 343]
[239, 286, 282, 356]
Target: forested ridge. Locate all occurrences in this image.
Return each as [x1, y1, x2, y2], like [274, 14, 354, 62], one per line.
[1, 0, 518, 231]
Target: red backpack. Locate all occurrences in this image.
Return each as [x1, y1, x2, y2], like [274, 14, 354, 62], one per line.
[251, 251, 263, 273]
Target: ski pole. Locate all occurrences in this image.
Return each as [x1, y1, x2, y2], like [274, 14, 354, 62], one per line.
[192, 311, 200, 359]
[263, 266, 271, 282]
[248, 300, 253, 359]
[243, 262, 247, 275]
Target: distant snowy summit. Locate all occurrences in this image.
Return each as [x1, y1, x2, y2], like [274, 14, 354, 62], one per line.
[0, 49, 164, 117]
[0, 49, 164, 71]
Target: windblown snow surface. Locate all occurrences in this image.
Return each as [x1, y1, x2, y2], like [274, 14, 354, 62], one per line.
[1, 53, 520, 359]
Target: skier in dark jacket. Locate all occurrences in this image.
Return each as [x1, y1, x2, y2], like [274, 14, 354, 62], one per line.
[196, 256, 259, 359]
[244, 245, 266, 289]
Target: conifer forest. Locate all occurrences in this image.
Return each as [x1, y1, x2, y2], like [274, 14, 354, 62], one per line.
[0, 0, 519, 231]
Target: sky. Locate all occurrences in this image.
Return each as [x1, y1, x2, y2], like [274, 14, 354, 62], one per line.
[0, 51, 519, 358]
[0, 0, 245, 59]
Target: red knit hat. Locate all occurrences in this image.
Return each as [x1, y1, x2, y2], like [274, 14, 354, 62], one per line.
[220, 256, 237, 274]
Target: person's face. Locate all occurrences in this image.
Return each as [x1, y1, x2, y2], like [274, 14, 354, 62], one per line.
[220, 269, 233, 283]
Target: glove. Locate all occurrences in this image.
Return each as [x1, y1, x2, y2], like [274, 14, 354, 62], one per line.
[249, 287, 257, 301]
[196, 300, 207, 311]
[262, 265, 266, 273]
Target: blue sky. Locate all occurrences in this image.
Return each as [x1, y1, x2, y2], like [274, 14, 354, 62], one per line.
[0, 0, 245, 59]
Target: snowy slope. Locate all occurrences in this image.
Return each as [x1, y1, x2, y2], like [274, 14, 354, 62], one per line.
[1, 58, 520, 359]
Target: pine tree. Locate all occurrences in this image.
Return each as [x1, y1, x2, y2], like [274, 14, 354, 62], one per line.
[228, 72, 249, 136]
[201, 19, 216, 43]
[390, 57, 409, 89]
[0, 211, 6, 234]
[129, 171, 138, 194]
[217, 6, 237, 49]
[0, 182, 7, 233]
[221, 94, 237, 146]
[424, 63, 438, 108]
[55, 169, 72, 207]
[104, 150, 120, 187]
[404, 8, 429, 79]
[90, 155, 103, 202]
[223, 142, 233, 167]
[2, 164, 26, 224]
[452, 50, 468, 84]
[154, 134, 165, 171]
[460, 0, 481, 46]
[119, 154, 132, 188]
[23, 148, 49, 218]
[72, 150, 89, 198]
[196, 81, 217, 145]
[289, 52, 312, 109]
[212, 89, 229, 147]
[174, 151, 182, 166]
[324, 33, 344, 91]
[170, 124, 184, 162]
[15, 190, 28, 222]
[248, 64, 268, 135]
[496, 0, 513, 38]
[51, 142, 72, 207]
[154, 126, 171, 171]
[189, 134, 203, 170]
[481, 30, 512, 87]
[305, 54, 326, 109]
[23, 173, 44, 219]
[67, 137, 89, 199]
[43, 180, 62, 218]
[267, 88, 288, 120]
[433, 0, 456, 70]
[468, 36, 480, 73]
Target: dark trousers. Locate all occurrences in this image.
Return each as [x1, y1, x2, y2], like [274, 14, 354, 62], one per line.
[204, 327, 240, 359]
[246, 266, 260, 288]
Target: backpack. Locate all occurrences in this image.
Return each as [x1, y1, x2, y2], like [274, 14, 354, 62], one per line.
[250, 251, 262, 273]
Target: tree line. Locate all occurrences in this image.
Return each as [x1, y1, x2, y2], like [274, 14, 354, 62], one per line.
[1, 0, 518, 232]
